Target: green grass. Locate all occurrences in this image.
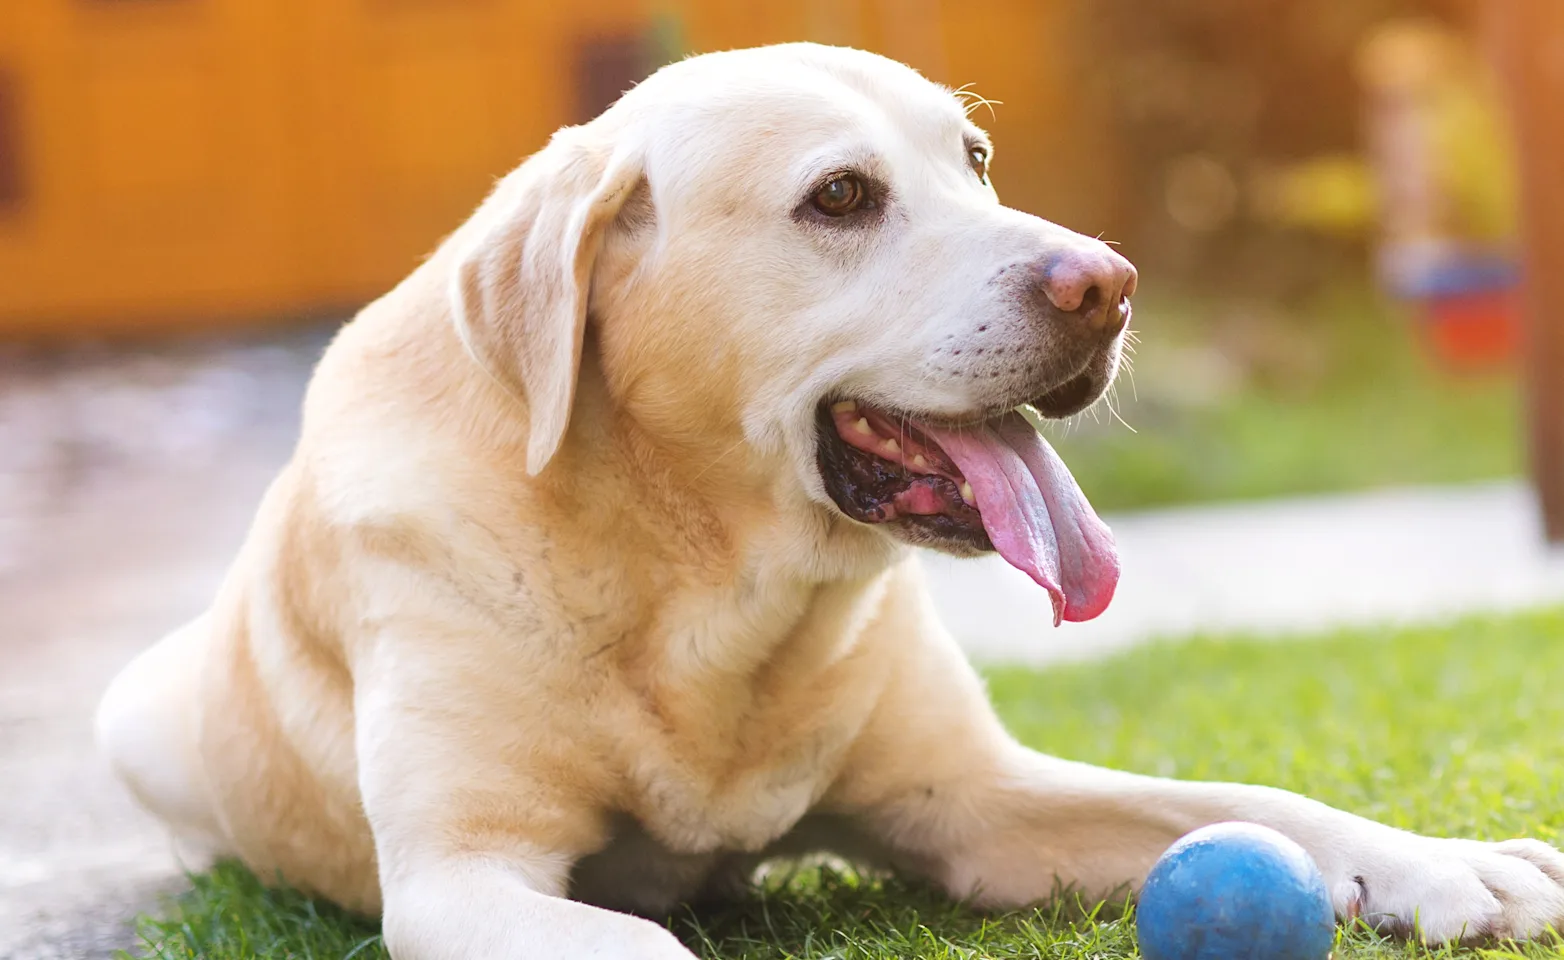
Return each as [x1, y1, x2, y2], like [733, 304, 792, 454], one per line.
[129, 608, 1564, 959]
[1046, 289, 1522, 512]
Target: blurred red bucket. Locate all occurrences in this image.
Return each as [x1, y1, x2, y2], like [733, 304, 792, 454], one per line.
[1420, 287, 1520, 369]
[1388, 253, 1520, 371]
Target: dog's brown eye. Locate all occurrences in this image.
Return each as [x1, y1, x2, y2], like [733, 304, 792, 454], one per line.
[814, 175, 866, 216]
[969, 146, 990, 183]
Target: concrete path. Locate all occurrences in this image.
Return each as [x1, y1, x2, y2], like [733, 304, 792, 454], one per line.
[0, 450, 284, 960]
[0, 336, 315, 959]
[926, 480, 1564, 664]
[3, 331, 1563, 957]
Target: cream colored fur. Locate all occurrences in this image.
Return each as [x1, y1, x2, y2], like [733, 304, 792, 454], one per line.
[97, 44, 1564, 958]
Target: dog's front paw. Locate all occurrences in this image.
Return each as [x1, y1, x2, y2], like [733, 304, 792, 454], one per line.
[1344, 836, 1564, 943]
[588, 928, 701, 960]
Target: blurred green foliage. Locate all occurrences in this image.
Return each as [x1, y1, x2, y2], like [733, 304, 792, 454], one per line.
[1045, 286, 1520, 512]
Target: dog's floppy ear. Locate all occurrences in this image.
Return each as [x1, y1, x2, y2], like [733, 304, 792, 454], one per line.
[451, 131, 645, 476]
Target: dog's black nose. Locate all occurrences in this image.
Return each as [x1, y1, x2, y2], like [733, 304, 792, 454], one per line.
[1032, 247, 1137, 334]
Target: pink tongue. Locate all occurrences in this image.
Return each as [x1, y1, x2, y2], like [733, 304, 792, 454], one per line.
[921, 413, 1119, 626]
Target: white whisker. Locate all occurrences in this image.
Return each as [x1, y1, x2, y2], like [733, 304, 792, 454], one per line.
[690, 437, 748, 483]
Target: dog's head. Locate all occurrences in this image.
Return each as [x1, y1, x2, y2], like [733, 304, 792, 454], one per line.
[452, 43, 1131, 622]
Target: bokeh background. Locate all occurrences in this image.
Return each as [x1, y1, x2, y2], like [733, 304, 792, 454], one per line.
[2, 3, 1564, 956]
[0, 0, 1558, 520]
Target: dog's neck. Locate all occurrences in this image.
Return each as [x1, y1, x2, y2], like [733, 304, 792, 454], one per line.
[554, 349, 907, 677]
[341, 266, 907, 686]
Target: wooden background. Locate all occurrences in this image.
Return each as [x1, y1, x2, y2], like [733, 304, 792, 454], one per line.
[0, 0, 1108, 334]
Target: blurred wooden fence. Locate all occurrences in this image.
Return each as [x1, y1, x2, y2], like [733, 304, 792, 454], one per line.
[0, 0, 1101, 335]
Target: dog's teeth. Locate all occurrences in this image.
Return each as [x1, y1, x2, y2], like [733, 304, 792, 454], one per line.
[853, 417, 873, 436]
[961, 482, 975, 504]
[832, 400, 857, 414]
[883, 438, 900, 453]
[912, 454, 927, 468]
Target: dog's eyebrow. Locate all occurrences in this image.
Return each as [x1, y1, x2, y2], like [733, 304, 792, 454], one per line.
[962, 128, 994, 156]
[788, 143, 888, 197]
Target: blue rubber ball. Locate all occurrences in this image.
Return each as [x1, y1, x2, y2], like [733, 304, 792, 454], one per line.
[1137, 822, 1335, 960]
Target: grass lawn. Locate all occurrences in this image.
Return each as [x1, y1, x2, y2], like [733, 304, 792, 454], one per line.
[1046, 289, 1522, 512]
[129, 608, 1564, 959]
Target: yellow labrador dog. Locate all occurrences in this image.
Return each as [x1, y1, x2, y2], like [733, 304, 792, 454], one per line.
[97, 43, 1564, 958]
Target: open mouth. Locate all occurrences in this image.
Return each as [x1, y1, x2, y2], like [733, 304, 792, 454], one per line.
[815, 399, 1120, 624]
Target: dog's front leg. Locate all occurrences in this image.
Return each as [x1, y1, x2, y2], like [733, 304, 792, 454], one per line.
[833, 633, 1564, 944]
[898, 745, 1564, 943]
[356, 682, 696, 960]
[377, 855, 696, 960]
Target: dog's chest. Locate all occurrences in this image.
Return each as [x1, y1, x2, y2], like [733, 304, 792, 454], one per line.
[611, 603, 887, 857]
[620, 685, 867, 857]
[567, 563, 895, 859]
